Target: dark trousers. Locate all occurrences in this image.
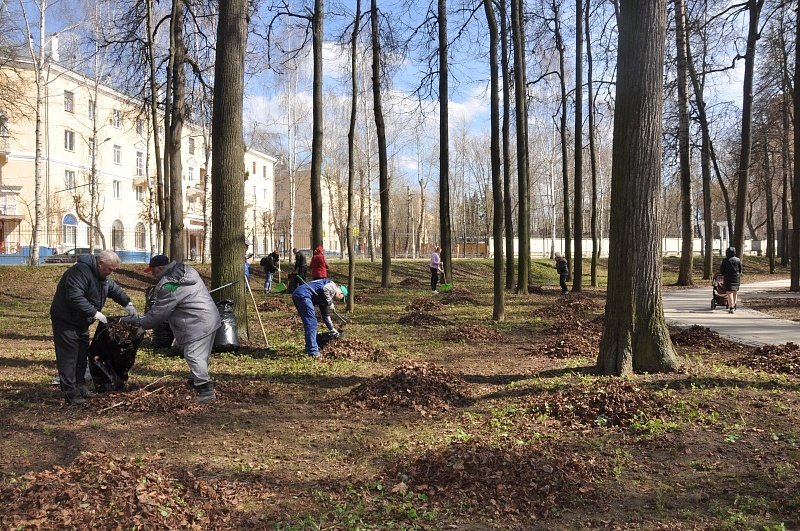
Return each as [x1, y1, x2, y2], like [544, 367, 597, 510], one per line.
[52, 318, 90, 399]
[559, 274, 568, 294]
[430, 268, 440, 291]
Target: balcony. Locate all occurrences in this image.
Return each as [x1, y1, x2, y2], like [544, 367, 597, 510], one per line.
[186, 184, 204, 200]
[0, 135, 9, 165]
[132, 171, 148, 185]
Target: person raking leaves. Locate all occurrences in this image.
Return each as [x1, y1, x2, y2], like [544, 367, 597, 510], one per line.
[291, 278, 347, 358]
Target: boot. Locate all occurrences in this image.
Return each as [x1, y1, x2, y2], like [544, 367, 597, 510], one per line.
[194, 382, 216, 404]
[78, 385, 96, 398]
[65, 395, 87, 406]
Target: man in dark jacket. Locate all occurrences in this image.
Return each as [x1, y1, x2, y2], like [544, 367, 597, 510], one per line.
[555, 252, 569, 295]
[720, 247, 743, 314]
[293, 247, 307, 279]
[124, 255, 221, 403]
[260, 250, 280, 293]
[50, 250, 137, 405]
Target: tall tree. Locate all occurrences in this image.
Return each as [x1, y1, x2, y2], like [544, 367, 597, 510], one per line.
[310, 0, 324, 248]
[438, 0, 453, 282]
[346, 0, 361, 311]
[499, 0, 514, 290]
[168, 0, 187, 261]
[675, 0, 693, 285]
[586, 0, 599, 287]
[484, 0, 504, 320]
[372, 0, 391, 286]
[512, 0, 530, 291]
[211, 0, 249, 340]
[553, 0, 571, 281]
[732, 0, 764, 257]
[145, 0, 167, 254]
[598, 0, 681, 375]
[792, 0, 800, 292]
[572, 0, 583, 292]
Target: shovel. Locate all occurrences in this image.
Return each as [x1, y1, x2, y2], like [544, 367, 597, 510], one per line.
[439, 269, 453, 292]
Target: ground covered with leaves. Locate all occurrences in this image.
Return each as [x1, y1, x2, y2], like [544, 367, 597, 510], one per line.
[1, 258, 799, 529]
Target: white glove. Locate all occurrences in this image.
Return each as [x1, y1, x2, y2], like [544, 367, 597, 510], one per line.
[94, 311, 108, 324]
[125, 303, 138, 317]
[330, 329, 340, 338]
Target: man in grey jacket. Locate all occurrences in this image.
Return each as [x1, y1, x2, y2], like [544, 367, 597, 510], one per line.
[50, 250, 137, 405]
[124, 254, 221, 403]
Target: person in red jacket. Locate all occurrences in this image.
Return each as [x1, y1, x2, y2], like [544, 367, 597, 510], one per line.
[310, 245, 328, 280]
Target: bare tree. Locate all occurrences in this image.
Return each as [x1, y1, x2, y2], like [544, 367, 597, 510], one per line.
[372, 0, 391, 286]
[675, 0, 693, 285]
[598, 0, 681, 375]
[572, 0, 583, 292]
[439, 0, 453, 283]
[511, 0, 529, 291]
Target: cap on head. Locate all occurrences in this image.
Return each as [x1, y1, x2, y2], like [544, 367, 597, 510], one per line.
[339, 285, 348, 298]
[145, 254, 169, 273]
[315, 245, 324, 254]
[726, 247, 736, 258]
[244, 239, 252, 247]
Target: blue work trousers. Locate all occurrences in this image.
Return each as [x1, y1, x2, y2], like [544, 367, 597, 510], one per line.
[292, 290, 320, 356]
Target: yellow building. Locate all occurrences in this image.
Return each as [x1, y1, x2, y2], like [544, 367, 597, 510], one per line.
[0, 59, 275, 262]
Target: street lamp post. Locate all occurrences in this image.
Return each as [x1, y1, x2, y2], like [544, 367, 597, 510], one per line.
[88, 136, 111, 251]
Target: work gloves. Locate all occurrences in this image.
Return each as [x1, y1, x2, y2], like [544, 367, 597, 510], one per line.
[121, 314, 143, 327]
[330, 329, 340, 339]
[94, 311, 108, 324]
[125, 302, 138, 318]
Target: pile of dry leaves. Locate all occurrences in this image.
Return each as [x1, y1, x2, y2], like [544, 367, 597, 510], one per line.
[258, 298, 291, 312]
[337, 363, 471, 414]
[528, 378, 670, 429]
[319, 337, 388, 361]
[540, 334, 598, 359]
[0, 451, 250, 529]
[398, 277, 423, 287]
[105, 320, 142, 344]
[439, 287, 477, 305]
[670, 325, 733, 351]
[388, 438, 606, 519]
[736, 342, 800, 375]
[405, 297, 445, 313]
[398, 312, 448, 327]
[533, 296, 603, 320]
[442, 324, 502, 344]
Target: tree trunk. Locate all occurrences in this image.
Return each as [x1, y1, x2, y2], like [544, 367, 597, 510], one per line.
[732, 0, 764, 257]
[573, 0, 583, 292]
[211, 0, 249, 341]
[764, 140, 775, 274]
[512, 0, 530, 291]
[675, 0, 694, 285]
[146, 0, 166, 254]
[310, 0, 324, 248]
[586, 0, 598, 287]
[554, 4, 571, 281]
[598, 0, 681, 376]
[372, 0, 391, 287]
[500, 0, 514, 290]
[438, 0, 453, 282]
[484, 0, 504, 321]
[169, 0, 187, 261]
[792, 2, 800, 291]
[347, 0, 361, 312]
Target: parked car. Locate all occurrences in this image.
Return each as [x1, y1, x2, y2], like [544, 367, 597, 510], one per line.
[44, 247, 101, 264]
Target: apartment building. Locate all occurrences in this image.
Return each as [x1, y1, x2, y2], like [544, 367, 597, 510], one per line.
[0, 59, 276, 262]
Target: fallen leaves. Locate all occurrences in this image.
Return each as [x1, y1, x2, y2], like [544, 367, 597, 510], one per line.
[319, 337, 388, 362]
[735, 342, 800, 375]
[442, 324, 503, 343]
[398, 312, 448, 327]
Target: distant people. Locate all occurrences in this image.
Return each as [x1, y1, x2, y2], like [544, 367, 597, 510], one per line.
[124, 254, 221, 403]
[243, 239, 252, 282]
[720, 247, 742, 314]
[430, 245, 443, 293]
[190, 247, 198, 261]
[555, 252, 569, 295]
[291, 278, 346, 358]
[310, 245, 328, 280]
[293, 247, 307, 279]
[50, 250, 137, 405]
[260, 250, 280, 293]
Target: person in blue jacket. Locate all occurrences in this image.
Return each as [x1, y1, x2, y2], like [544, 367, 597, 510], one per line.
[50, 250, 137, 405]
[291, 278, 347, 358]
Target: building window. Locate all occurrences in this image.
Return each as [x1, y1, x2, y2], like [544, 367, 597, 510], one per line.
[64, 91, 74, 113]
[112, 220, 124, 250]
[188, 167, 194, 181]
[64, 129, 75, 152]
[112, 109, 122, 128]
[189, 137, 195, 155]
[136, 118, 143, 135]
[136, 151, 143, 176]
[62, 214, 77, 246]
[263, 189, 268, 202]
[113, 180, 121, 199]
[252, 161, 256, 175]
[88, 99, 95, 120]
[135, 222, 146, 250]
[113, 145, 121, 165]
[135, 185, 145, 202]
[64, 170, 75, 190]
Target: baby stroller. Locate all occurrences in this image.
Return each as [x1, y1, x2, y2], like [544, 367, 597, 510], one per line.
[711, 275, 730, 310]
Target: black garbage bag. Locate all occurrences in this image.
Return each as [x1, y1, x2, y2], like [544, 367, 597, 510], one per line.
[88, 318, 145, 392]
[213, 299, 239, 353]
[145, 286, 174, 349]
[287, 275, 302, 294]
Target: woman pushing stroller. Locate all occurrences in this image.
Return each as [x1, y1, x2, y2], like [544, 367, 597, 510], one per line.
[720, 247, 742, 314]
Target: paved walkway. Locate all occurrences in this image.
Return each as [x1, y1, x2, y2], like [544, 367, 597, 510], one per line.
[663, 279, 800, 346]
